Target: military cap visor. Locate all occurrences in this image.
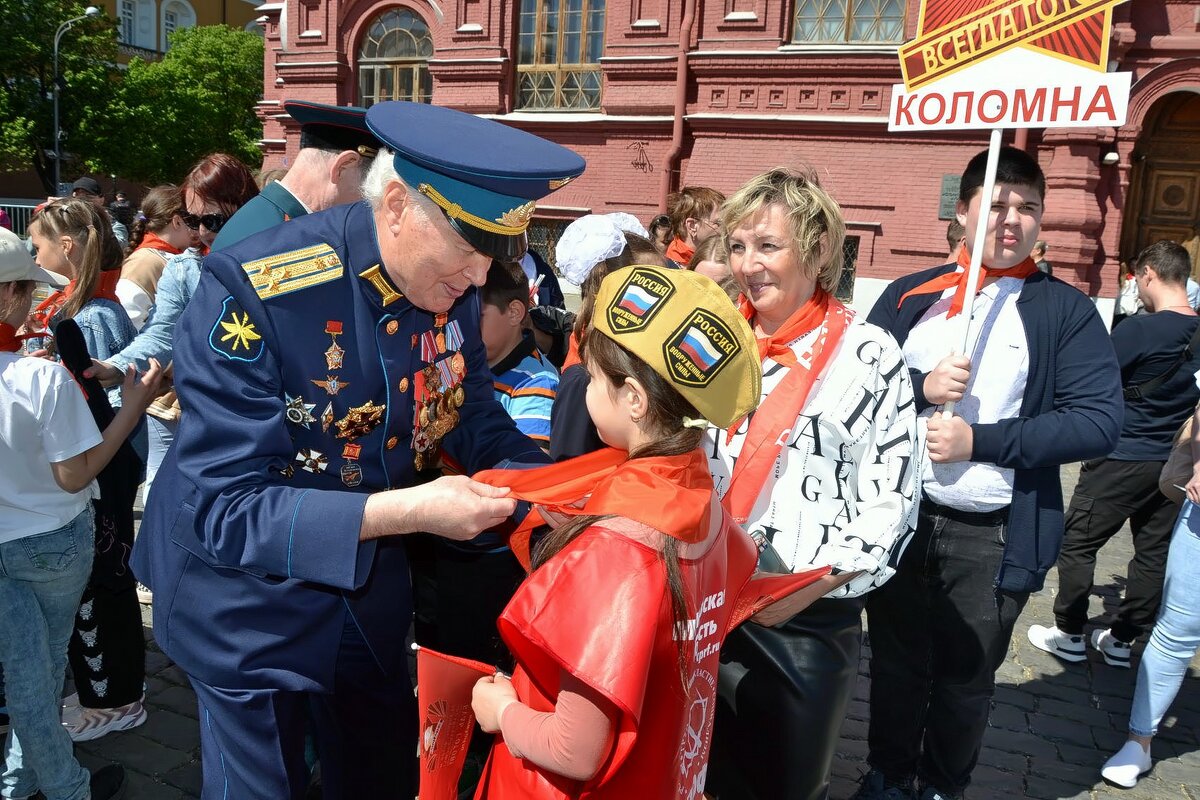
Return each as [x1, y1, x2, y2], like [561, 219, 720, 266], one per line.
[284, 100, 378, 158]
[365, 101, 585, 262]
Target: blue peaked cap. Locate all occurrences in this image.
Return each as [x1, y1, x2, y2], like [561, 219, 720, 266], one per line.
[365, 101, 586, 261]
[284, 99, 378, 155]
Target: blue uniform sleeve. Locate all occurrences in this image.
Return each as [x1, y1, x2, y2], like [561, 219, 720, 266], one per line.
[442, 294, 552, 471]
[971, 293, 1123, 469]
[172, 257, 373, 590]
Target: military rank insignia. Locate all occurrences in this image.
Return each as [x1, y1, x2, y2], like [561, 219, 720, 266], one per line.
[243, 244, 344, 301]
[209, 296, 265, 362]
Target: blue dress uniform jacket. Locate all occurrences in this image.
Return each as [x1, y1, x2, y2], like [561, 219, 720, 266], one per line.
[131, 200, 548, 692]
[210, 181, 309, 252]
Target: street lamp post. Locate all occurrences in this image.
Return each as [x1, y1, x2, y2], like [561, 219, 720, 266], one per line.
[53, 6, 100, 192]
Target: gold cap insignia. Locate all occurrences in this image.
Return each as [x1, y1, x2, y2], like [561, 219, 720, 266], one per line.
[496, 201, 536, 230]
[548, 176, 576, 190]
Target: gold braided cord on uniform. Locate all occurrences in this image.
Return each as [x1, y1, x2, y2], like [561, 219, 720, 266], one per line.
[417, 183, 535, 235]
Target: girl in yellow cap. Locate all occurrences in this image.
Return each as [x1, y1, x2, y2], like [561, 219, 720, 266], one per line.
[469, 265, 844, 799]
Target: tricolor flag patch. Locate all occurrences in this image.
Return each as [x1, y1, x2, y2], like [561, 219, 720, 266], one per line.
[606, 267, 675, 333]
[664, 308, 740, 387]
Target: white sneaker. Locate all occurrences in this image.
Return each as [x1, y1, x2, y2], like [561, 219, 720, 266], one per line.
[61, 691, 81, 723]
[136, 582, 153, 605]
[1101, 740, 1152, 788]
[1091, 628, 1133, 668]
[62, 696, 147, 742]
[1027, 624, 1087, 663]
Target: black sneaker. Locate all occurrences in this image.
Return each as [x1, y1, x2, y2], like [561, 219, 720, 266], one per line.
[90, 764, 127, 800]
[918, 784, 960, 800]
[852, 769, 915, 800]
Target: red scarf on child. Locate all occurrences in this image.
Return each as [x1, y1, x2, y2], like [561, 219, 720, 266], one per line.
[896, 248, 1039, 318]
[135, 231, 184, 255]
[474, 447, 713, 569]
[32, 270, 122, 332]
[0, 323, 38, 353]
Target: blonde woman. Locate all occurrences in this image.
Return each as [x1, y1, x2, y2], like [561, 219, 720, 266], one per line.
[704, 167, 919, 800]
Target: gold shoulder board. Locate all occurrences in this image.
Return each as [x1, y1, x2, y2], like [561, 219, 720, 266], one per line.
[241, 244, 344, 301]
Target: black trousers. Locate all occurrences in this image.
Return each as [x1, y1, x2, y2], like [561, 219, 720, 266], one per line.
[865, 498, 1029, 796]
[1053, 457, 1178, 642]
[706, 597, 864, 800]
[68, 494, 145, 709]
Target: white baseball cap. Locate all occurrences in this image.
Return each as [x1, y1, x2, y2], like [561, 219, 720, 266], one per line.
[0, 227, 68, 287]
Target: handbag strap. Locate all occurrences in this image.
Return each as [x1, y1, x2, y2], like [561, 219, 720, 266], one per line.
[1124, 320, 1200, 402]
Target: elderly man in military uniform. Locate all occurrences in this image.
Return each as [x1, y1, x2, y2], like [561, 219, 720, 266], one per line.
[130, 101, 585, 799]
[212, 99, 379, 251]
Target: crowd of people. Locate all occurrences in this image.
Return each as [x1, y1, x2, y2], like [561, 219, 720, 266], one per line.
[0, 98, 1198, 800]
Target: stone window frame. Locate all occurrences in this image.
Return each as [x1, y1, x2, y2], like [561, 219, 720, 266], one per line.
[515, 0, 606, 111]
[791, 0, 905, 45]
[160, 0, 196, 51]
[356, 7, 435, 108]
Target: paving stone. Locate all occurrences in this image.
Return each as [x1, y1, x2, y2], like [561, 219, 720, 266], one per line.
[989, 702, 1029, 732]
[79, 729, 191, 778]
[1028, 713, 1099, 747]
[154, 685, 199, 719]
[1036, 696, 1114, 728]
[135, 708, 201, 753]
[162, 760, 203, 797]
[1026, 774, 1095, 800]
[125, 769, 187, 800]
[993, 685, 1038, 711]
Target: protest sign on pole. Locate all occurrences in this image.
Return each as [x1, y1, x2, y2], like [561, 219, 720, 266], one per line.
[889, 0, 1131, 415]
[415, 644, 495, 800]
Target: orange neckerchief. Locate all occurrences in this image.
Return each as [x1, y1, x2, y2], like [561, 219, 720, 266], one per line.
[32, 270, 122, 331]
[561, 332, 582, 371]
[721, 290, 851, 525]
[474, 447, 713, 570]
[665, 237, 694, 265]
[135, 231, 184, 255]
[897, 249, 1039, 318]
[740, 287, 832, 369]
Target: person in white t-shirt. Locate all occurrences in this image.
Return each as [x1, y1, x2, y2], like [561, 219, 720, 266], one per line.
[704, 167, 920, 800]
[0, 227, 162, 800]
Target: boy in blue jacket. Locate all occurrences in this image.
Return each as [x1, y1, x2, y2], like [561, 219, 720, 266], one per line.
[855, 146, 1122, 800]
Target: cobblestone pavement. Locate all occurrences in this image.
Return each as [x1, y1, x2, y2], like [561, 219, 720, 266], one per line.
[51, 464, 1200, 797]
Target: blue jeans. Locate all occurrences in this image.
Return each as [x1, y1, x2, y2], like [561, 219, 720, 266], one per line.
[1129, 500, 1200, 737]
[0, 508, 95, 800]
[144, 415, 177, 503]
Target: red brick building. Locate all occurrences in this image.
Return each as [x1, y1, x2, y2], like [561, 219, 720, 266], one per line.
[253, 0, 1200, 318]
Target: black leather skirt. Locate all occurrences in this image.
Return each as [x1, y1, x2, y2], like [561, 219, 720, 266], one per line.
[706, 596, 865, 800]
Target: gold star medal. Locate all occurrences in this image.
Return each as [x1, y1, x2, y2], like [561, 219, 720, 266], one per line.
[324, 320, 345, 371]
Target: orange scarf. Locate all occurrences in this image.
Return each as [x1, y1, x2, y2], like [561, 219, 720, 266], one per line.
[897, 249, 1039, 318]
[665, 237, 694, 265]
[474, 447, 713, 570]
[32, 270, 122, 332]
[561, 332, 582, 371]
[135, 231, 183, 255]
[721, 289, 851, 524]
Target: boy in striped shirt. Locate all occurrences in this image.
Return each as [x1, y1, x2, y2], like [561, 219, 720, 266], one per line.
[480, 260, 559, 451]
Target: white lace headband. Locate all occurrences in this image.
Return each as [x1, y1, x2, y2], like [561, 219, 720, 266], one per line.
[555, 214, 627, 285]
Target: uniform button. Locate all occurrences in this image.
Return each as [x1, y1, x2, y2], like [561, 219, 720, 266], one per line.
[386, 320, 399, 335]
[386, 436, 399, 450]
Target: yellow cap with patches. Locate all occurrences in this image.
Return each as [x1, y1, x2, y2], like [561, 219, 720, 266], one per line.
[591, 265, 761, 429]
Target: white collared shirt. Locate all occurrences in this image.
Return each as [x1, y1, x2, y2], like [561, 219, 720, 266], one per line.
[904, 277, 1029, 511]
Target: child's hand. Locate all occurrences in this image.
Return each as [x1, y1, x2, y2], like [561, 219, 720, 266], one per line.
[120, 358, 165, 412]
[472, 673, 518, 733]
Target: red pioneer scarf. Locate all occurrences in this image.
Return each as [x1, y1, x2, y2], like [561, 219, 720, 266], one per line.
[721, 289, 851, 524]
[135, 231, 184, 255]
[474, 447, 714, 570]
[896, 249, 1039, 318]
[32, 270, 122, 331]
[0, 322, 39, 353]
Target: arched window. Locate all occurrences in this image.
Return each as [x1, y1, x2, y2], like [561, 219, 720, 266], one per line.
[357, 8, 434, 108]
[161, 0, 196, 51]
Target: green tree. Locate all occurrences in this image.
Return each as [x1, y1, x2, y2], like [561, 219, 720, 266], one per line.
[0, 0, 120, 192]
[83, 25, 264, 184]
